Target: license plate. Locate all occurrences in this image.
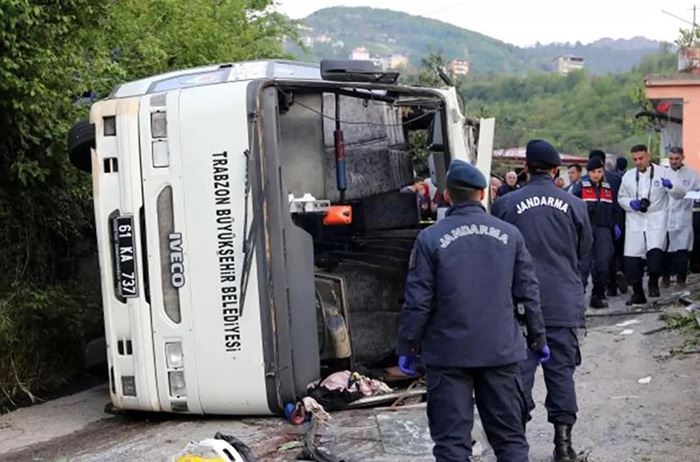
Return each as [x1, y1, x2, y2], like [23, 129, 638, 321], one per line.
[112, 215, 139, 298]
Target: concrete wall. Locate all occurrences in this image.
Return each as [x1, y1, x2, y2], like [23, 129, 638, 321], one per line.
[646, 84, 700, 171]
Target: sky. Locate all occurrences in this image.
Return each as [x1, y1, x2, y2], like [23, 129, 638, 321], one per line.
[277, 0, 699, 47]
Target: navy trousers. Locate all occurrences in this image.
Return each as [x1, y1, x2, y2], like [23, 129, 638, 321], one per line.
[519, 327, 581, 426]
[665, 250, 690, 281]
[581, 226, 615, 296]
[625, 248, 664, 287]
[608, 224, 625, 291]
[426, 363, 529, 462]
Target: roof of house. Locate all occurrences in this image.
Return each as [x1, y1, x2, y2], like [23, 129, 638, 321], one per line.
[493, 147, 588, 165]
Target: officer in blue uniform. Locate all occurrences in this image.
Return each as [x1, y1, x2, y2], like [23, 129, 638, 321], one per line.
[396, 160, 548, 462]
[571, 157, 616, 309]
[492, 140, 593, 462]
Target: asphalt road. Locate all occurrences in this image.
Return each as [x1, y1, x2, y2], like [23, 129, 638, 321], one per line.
[1, 280, 698, 461]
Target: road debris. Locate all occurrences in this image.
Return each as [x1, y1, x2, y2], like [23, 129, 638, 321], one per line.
[638, 376, 652, 384]
[620, 329, 635, 336]
[277, 440, 305, 453]
[643, 326, 670, 336]
[173, 432, 255, 462]
[346, 386, 426, 409]
[615, 319, 640, 327]
[302, 415, 344, 462]
[586, 307, 663, 318]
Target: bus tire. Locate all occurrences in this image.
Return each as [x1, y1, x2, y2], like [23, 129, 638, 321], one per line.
[68, 120, 95, 173]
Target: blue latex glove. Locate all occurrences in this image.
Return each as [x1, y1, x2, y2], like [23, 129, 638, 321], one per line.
[398, 355, 419, 377]
[614, 224, 622, 240]
[630, 199, 641, 211]
[662, 178, 673, 189]
[534, 345, 551, 364]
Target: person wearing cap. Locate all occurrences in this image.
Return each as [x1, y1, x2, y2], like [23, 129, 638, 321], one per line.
[589, 149, 627, 296]
[619, 145, 684, 304]
[571, 158, 616, 309]
[492, 140, 592, 462]
[663, 147, 700, 288]
[397, 159, 547, 462]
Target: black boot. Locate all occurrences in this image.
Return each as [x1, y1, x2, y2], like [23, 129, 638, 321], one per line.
[590, 294, 608, 309]
[626, 283, 647, 306]
[616, 271, 628, 294]
[648, 276, 660, 298]
[553, 424, 577, 462]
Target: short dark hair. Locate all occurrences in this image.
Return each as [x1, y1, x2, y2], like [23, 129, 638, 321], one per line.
[568, 164, 582, 173]
[526, 161, 556, 175]
[670, 146, 684, 155]
[447, 183, 481, 204]
[631, 144, 648, 153]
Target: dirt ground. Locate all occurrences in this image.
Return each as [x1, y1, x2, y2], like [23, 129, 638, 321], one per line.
[1, 278, 698, 462]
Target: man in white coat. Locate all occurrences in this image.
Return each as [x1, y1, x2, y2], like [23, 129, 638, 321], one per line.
[618, 145, 684, 305]
[664, 147, 700, 288]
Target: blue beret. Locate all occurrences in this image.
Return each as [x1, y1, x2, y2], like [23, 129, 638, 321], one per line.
[446, 159, 487, 189]
[526, 139, 561, 167]
[589, 149, 606, 161]
[587, 157, 604, 171]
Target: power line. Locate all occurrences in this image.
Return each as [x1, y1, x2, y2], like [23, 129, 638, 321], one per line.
[661, 8, 697, 27]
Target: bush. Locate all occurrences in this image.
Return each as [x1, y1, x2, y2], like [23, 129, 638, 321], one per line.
[0, 284, 102, 412]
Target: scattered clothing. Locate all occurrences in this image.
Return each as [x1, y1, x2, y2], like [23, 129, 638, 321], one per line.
[307, 371, 392, 411]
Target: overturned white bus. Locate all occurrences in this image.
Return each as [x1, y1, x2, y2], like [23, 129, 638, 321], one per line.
[67, 59, 494, 415]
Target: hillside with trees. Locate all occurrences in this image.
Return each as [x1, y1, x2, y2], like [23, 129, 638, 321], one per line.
[460, 51, 677, 155]
[291, 7, 666, 75]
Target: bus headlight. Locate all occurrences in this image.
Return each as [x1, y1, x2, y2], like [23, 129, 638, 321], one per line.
[165, 342, 184, 369]
[168, 371, 186, 397]
[151, 111, 167, 138]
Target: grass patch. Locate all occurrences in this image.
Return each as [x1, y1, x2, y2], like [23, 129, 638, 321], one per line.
[664, 311, 700, 350]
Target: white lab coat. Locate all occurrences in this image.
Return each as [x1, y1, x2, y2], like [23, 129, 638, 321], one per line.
[667, 165, 700, 251]
[619, 163, 682, 257]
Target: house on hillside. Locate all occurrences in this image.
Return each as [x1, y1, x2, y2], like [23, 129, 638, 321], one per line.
[349, 47, 371, 60]
[553, 55, 585, 75]
[380, 54, 410, 70]
[448, 59, 470, 77]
